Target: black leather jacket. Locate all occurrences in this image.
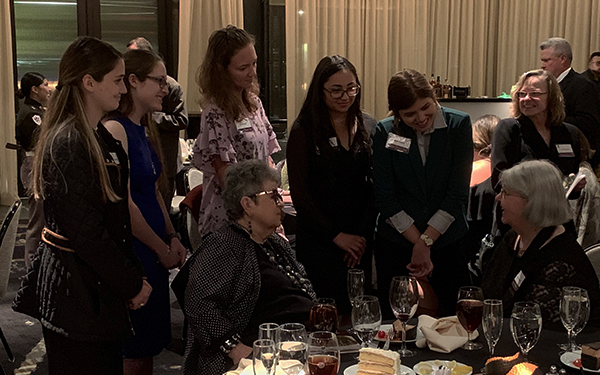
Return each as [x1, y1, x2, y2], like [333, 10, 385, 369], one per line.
[14, 123, 145, 342]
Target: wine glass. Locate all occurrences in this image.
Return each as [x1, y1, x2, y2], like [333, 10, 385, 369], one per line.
[307, 331, 340, 375]
[308, 298, 338, 333]
[348, 269, 365, 308]
[510, 301, 542, 358]
[351, 295, 382, 348]
[259, 323, 280, 343]
[253, 339, 277, 375]
[559, 287, 590, 352]
[389, 276, 420, 357]
[482, 299, 503, 356]
[278, 323, 308, 375]
[456, 286, 484, 350]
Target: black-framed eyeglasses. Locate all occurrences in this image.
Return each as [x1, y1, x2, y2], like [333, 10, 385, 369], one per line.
[146, 75, 168, 89]
[251, 189, 283, 204]
[516, 91, 547, 99]
[324, 85, 360, 99]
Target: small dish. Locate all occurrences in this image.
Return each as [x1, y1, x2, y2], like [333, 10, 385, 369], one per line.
[344, 363, 416, 375]
[560, 350, 600, 373]
[374, 324, 423, 343]
[414, 360, 473, 375]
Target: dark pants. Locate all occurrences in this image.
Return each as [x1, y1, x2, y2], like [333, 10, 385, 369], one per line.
[20, 156, 44, 267]
[374, 234, 471, 319]
[43, 327, 123, 375]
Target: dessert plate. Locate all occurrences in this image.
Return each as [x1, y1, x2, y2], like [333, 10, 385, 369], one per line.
[413, 360, 473, 375]
[560, 350, 600, 373]
[374, 324, 423, 343]
[344, 363, 416, 375]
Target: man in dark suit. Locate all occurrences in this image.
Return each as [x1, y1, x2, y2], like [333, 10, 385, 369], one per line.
[540, 37, 600, 167]
[128, 37, 188, 211]
[582, 51, 600, 87]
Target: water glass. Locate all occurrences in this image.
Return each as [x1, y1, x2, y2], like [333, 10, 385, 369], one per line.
[510, 301, 542, 358]
[389, 276, 420, 357]
[351, 295, 382, 348]
[259, 323, 280, 343]
[307, 331, 340, 375]
[253, 339, 277, 375]
[456, 286, 484, 350]
[559, 287, 590, 352]
[347, 269, 365, 308]
[278, 323, 308, 375]
[482, 299, 503, 356]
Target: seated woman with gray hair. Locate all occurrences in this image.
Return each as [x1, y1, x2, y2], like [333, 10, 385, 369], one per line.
[481, 160, 600, 324]
[182, 159, 316, 375]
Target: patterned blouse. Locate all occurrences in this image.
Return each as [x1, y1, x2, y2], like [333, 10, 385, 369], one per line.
[192, 97, 280, 237]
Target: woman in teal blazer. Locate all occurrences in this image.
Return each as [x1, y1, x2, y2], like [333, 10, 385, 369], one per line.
[373, 69, 473, 317]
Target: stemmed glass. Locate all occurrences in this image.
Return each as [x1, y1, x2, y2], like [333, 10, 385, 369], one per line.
[389, 276, 420, 357]
[308, 298, 338, 333]
[348, 269, 365, 308]
[253, 339, 277, 375]
[278, 323, 308, 375]
[510, 301, 542, 359]
[456, 286, 484, 350]
[306, 331, 340, 375]
[482, 299, 503, 356]
[560, 287, 590, 352]
[259, 323, 279, 343]
[351, 295, 382, 348]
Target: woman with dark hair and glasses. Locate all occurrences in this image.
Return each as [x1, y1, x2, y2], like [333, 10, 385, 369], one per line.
[183, 159, 315, 375]
[286, 55, 377, 315]
[105, 49, 186, 375]
[373, 69, 473, 317]
[192, 25, 280, 238]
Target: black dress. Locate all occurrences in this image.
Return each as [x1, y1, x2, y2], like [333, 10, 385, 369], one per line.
[287, 114, 377, 314]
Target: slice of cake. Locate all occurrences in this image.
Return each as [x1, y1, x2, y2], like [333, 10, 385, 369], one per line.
[581, 342, 600, 370]
[357, 347, 401, 375]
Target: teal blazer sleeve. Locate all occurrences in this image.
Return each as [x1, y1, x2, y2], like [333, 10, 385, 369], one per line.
[373, 107, 472, 249]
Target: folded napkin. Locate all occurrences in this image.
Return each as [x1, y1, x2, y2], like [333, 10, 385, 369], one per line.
[225, 358, 303, 375]
[416, 315, 479, 353]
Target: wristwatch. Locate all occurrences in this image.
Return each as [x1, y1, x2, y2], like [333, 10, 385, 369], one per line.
[420, 233, 434, 247]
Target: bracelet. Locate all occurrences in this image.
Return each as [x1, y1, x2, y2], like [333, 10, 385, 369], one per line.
[219, 333, 241, 355]
[165, 232, 181, 243]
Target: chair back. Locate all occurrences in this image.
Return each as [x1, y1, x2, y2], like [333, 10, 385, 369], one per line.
[585, 243, 600, 286]
[186, 167, 203, 193]
[0, 200, 22, 299]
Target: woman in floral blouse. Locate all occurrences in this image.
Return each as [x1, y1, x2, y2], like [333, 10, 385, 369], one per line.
[192, 25, 280, 237]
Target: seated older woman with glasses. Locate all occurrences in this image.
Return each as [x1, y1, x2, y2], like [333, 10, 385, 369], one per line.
[182, 159, 316, 375]
[481, 160, 600, 324]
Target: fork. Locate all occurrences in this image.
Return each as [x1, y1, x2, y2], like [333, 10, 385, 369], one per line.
[383, 327, 392, 350]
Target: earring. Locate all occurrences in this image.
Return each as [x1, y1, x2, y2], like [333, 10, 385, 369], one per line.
[248, 220, 253, 235]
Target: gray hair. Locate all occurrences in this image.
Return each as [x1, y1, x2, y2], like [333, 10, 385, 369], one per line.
[223, 159, 281, 220]
[127, 37, 153, 52]
[499, 160, 572, 227]
[540, 37, 573, 61]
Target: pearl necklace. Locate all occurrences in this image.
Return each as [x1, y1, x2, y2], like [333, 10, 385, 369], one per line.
[259, 242, 313, 297]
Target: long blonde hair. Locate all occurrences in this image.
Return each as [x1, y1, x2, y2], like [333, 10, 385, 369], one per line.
[33, 36, 123, 202]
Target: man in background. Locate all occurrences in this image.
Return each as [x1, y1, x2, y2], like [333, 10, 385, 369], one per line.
[583, 51, 600, 87]
[540, 37, 600, 167]
[127, 37, 188, 211]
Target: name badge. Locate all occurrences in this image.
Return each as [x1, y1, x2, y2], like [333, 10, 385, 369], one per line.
[235, 118, 252, 131]
[556, 144, 575, 157]
[329, 137, 338, 148]
[385, 133, 411, 153]
[109, 152, 120, 165]
[511, 270, 526, 291]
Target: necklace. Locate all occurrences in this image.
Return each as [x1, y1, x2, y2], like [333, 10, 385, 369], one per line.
[259, 242, 313, 297]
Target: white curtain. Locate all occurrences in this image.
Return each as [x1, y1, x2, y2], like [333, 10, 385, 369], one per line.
[286, 0, 600, 123]
[0, 0, 17, 206]
[178, 0, 244, 115]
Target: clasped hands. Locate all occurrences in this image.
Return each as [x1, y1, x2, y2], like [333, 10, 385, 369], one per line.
[407, 240, 434, 278]
[334, 232, 366, 268]
[158, 238, 187, 269]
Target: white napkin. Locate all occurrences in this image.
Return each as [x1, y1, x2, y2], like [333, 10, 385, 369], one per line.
[416, 315, 479, 353]
[225, 358, 303, 375]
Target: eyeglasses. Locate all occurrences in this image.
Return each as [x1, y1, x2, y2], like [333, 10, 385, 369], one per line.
[516, 91, 547, 99]
[146, 76, 168, 89]
[500, 188, 526, 199]
[324, 85, 360, 99]
[251, 189, 283, 204]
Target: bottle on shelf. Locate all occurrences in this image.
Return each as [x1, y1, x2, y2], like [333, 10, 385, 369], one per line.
[434, 76, 443, 99]
[443, 78, 452, 99]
